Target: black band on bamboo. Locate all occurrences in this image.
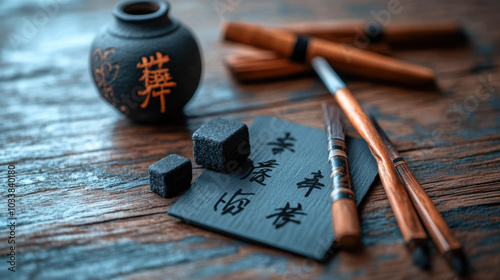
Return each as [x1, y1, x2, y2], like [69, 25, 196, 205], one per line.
[393, 157, 405, 164]
[290, 36, 310, 63]
[365, 21, 384, 43]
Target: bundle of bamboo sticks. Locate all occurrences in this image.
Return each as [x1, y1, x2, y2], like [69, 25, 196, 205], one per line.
[223, 20, 465, 84]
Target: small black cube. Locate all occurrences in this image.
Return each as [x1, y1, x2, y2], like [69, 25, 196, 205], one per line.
[149, 154, 192, 198]
[193, 118, 251, 172]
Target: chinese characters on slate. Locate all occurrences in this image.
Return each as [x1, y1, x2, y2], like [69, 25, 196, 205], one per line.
[267, 132, 296, 155]
[266, 202, 307, 229]
[296, 170, 325, 197]
[213, 131, 326, 229]
[214, 189, 255, 215]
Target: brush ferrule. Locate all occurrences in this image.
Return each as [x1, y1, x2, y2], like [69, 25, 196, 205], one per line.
[311, 57, 347, 93]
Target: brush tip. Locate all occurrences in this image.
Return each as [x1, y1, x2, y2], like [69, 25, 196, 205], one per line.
[450, 254, 468, 276]
[412, 246, 431, 270]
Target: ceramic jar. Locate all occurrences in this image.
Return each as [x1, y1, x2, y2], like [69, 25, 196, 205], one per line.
[90, 0, 202, 122]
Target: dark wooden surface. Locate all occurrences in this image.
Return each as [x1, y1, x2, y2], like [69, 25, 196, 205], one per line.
[1, 0, 499, 279]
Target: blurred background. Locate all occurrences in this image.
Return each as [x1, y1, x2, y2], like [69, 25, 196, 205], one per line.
[1, 0, 499, 279]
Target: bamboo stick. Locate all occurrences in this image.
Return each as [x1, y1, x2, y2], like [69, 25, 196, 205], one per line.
[312, 57, 430, 269]
[322, 103, 361, 248]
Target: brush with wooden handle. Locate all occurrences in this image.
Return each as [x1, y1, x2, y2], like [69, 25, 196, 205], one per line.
[222, 21, 436, 86]
[311, 56, 430, 270]
[322, 103, 361, 248]
[369, 115, 467, 275]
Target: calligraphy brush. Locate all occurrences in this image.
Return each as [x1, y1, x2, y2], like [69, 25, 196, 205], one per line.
[311, 56, 430, 270]
[321, 103, 361, 248]
[225, 20, 465, 83]
[369, 115, 467, 275]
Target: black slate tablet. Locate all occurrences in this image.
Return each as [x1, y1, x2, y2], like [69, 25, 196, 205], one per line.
[168, 116, 378, 260]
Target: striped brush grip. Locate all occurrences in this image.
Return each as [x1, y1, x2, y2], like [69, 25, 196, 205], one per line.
[328, 139, 362, 248]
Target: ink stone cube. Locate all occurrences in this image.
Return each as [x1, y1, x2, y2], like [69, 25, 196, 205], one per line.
[149, 154, 192, 198]
[192, 118, 251, 172]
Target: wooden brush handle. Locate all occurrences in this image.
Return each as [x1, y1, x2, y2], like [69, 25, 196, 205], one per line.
[334, 88, 427, 245]
[395, 162, 462, 255]
[329, 140, 361, 248]
[223, 22, 435, 86]
[372, 117, 463, 256]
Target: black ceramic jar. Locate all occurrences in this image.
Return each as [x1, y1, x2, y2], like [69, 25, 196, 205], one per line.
[90, 0, 202, 122]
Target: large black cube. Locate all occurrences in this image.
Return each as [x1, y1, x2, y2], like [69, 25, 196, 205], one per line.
[149, 154, 192, 198]
[192, 118, 250, 172]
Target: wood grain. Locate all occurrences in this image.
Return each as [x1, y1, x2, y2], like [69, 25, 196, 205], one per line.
[372, 116, 464, 260]
[396, 163, 462, 254]
[0, 0, 499, 279]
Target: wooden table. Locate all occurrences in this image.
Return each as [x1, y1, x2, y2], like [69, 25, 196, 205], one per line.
[1, 0, 499, 279]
